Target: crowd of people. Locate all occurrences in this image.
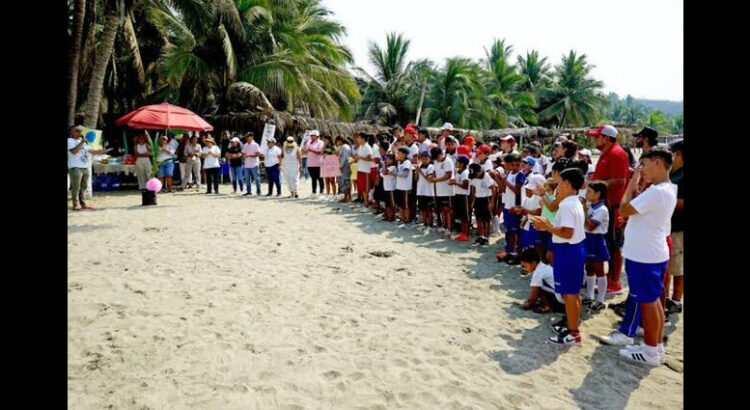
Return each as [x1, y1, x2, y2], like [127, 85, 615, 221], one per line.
[68, 121, 684, 366]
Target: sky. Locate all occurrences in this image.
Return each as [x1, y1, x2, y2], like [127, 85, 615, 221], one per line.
[322, 0, 683, 101]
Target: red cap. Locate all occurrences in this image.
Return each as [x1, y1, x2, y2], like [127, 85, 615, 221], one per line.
[463, 135, 475, 146]
[587, 125, 604, 137]
[404, 126, 417, 136]
[478, 145, 491, 155]
[457, 145, 473, 158]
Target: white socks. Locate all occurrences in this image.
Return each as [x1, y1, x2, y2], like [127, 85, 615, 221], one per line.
[596, 276, 608, 303]
[586, 276, 596, 300]
[644, 344, 659, 358]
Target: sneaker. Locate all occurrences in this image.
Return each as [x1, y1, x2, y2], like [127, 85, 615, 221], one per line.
[624, 343, 666, 364]
[243, 192, 252, 196]
[666, 299, 683, 315]
[590, 302, 606, 311]
[506, 254, 520, 265]
[619, 345, 661, 366]
[606, 283, 624, 295]
[548, 329, 582, 346]
[598, 330, 634, 346]
[551, 317, 567, 330]
[551, 323, 568, 334]
[664, 316, 673, 327]
[582, 298, 594, 306]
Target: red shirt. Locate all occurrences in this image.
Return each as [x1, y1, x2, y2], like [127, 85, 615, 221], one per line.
[593, 142, 629, 206]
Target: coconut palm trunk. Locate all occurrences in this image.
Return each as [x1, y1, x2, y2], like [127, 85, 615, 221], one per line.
[82, 6, 120, 128]
[67, 0, 86, 127]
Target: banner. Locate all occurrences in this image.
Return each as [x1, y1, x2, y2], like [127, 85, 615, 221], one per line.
[321, 154, 341, 178]
[260, 123, 276, 155]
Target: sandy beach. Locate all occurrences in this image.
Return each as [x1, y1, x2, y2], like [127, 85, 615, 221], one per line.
[68, 183, 683, 409]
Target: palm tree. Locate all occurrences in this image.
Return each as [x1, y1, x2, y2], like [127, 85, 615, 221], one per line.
[538, 50, 606, 127]
[356, 32, 413, 125]
[517, 50, 552, 92]
[82, 0, 136, 128]
[68, 0, 86, 127]
[482, 39, 537, 127]
[420, 58, 487, 129]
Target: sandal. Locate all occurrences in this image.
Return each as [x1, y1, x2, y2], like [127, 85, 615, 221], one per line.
[82, 205, 96, 210]
[534, 305, 552, 314]
[496, 249, 508, 262]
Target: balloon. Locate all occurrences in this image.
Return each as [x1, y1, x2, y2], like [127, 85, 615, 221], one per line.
[146, 178, 162, 192]
[85, 130, 97, 143]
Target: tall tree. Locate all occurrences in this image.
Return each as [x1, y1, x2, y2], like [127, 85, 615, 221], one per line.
[68, 0, 86, 127]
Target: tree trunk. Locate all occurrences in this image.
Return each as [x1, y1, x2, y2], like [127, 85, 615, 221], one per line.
[83, 8, 120, 128]
[67, 0, 86, 127]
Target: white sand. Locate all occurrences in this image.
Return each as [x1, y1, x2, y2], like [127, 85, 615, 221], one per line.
[68, 182, 683, 409]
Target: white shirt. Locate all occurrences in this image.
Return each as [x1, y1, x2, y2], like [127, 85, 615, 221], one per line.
[434, 158, 455, 197]
[416, 164, 435, 196]
[263, 145, 282, 167]
[420, 140, 432, 153]
[407, 143, 419, 161]
[587, 163, 595, 177]
[453, 168, 470, 195]
[156, 143, 176, 162]
[503, 171, 521, 205]
[471, 173, 495, 198]
[370, 143, 380, 169]
[586, 202, 609, 234]
[382, 165, 396, 191]
[185, 143, 202, 160]
[202, 145, 221, 168]
[167, 138, 180, 154]
[481, 159, 494, 173]
[622, 182, 677, 263]
[530, 262, 561, 301]
[67, 137, 90, 168]
[522, 195, 542, 230]
[552, 195, 586, 244]
[396, 160, 413, 190]
[356, 144, 373, 171]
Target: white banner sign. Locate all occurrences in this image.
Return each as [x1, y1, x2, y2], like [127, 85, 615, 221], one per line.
[260, 123, 276, 154]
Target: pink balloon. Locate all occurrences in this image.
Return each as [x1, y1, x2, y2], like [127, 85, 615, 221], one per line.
[146, 178, 162, 192]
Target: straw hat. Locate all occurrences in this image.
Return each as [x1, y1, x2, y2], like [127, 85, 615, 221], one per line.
[204, 136, 216, 144]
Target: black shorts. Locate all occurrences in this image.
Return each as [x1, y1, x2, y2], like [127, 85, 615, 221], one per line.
[474, 197, 491, 221]
[435, 196, 452, 210]
[418, 195, 434, 211]
[374, 180, 385, 202]
[396, 189, 410, 209]
[454, 194, 470, 222]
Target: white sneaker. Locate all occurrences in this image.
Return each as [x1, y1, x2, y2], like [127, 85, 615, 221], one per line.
[623, 343, 666, 363]
[619, 344, 662, 366]
[598, 331, 634, 346]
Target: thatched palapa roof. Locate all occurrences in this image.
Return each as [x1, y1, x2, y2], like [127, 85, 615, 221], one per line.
[205, 111, 388, 138]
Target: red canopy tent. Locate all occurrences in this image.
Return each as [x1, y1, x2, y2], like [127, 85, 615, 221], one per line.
[116, 102, 213, 131]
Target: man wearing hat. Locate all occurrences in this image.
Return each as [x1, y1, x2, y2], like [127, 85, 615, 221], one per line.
[633, 126, 659, 152]
[242, 132, 262, 195]
[589, 124, 630, 294]
[437, 122, 454, 149]
[500, 135, 520, 155]
[201, 136, 222, 194]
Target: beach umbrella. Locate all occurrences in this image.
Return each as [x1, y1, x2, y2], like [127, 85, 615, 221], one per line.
[115, 102, 213, 131]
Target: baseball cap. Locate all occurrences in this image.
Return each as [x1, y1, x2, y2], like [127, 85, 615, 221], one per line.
[463, 135, 475, 146]
[522, 157, 536, 166]
[477, 145, 491, 155]
[441, 122, 454, 131]
[500, 135, 515, 143]
[404, 126, 417, 136]
[633, 126, 658, 141]
[456, 155, 470, 166]
[310, 130, 320, 136]
[397, 146, 410, 155]
[457, 145, 473, 158]
[420, 151, 431, 159]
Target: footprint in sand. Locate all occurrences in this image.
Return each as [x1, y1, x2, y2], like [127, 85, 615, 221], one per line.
[348, 372, 365, 382]
[323, 370, 341, 380]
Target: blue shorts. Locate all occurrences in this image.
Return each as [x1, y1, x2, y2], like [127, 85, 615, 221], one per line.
[585, 233, 611, 262]
[502, 207, 521, 233]
[552, 241, 586, 295]
[520, 227, 541, 249]
[625, 259, 668, 303]
[157, 161, 174, 177]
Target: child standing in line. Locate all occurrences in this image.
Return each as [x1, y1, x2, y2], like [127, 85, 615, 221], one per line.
[430, 146, 455, 238]
[395, 147, 413, 226]
[501, 153, 525, 264]
[449, 155, 472, 242]
[583, 181, 610, 311]
[531, 168, 587, 345]
[415, 151, 436, 231]
[469, 163, 496, 247]
[381, 153, 397, 222]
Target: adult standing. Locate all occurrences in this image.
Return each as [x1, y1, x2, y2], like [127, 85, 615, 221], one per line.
[437, 123, 453, 151]
[201, 136, 221, 194]
[666, 139, 684, 315]
[183, 135, 202, 191]
[589, 124, 630, 295]
[156, 135, 176, 193]
[417, 129, 432, 153]
[225, 137, 244, 194]
[335, 136, 353, 203]
[281, 136, 302, 198]
[444, 136, 459, 162]
[263, 137, 282, 196]
[68, 125, 107, 210]
[133, 131, 152, 190]
[500, 135, 520, 155]
[303, 130, 325, 196]
[241, 132, 261, 196]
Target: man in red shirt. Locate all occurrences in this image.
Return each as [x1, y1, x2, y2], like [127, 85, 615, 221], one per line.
[588, 125, 630, 294]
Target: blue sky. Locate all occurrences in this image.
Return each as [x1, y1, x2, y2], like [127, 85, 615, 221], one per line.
[322, 0, 683, 101]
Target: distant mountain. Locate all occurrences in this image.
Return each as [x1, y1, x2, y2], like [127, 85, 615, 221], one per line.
[632, 99, 683, 116]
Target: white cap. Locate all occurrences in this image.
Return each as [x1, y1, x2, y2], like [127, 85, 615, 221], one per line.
[230, 137, 241, 143]
[579, 148, 592, 157]
[310, 130, 320, 136]
[601, 125, 618, 138]
[267, 137, 276, 143]
[441, 122, 454, 131]
[527, 173, 546, 191]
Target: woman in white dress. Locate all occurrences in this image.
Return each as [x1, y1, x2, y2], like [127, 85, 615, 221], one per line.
[281, 136, 302, 198]
[133, 132, 152, 190]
